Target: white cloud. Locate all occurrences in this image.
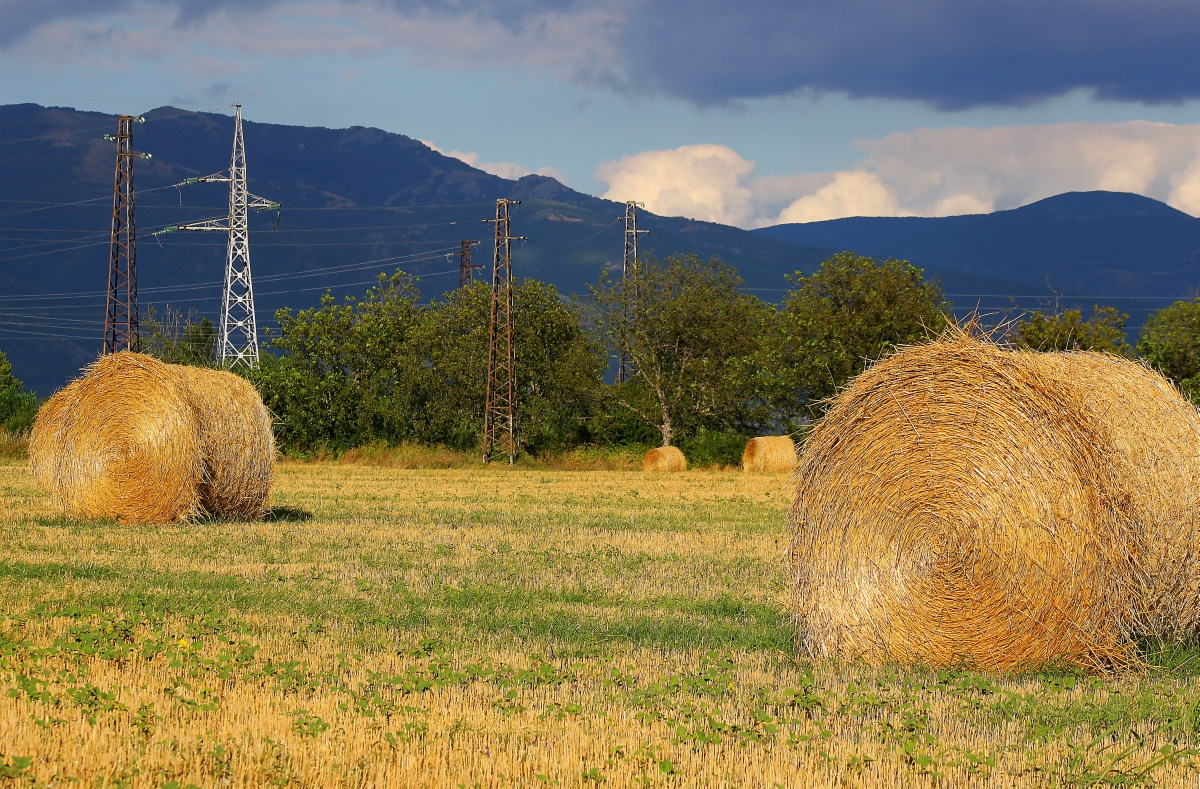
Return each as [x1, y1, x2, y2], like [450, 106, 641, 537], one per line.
[860, 121, 1200, 217]
[1170, 152, 1200, 216]
[596, 144, 757, 226]
[777, 171, 905, 224]
[419, 139, 566, 184]
[594, 122, 1200, 228]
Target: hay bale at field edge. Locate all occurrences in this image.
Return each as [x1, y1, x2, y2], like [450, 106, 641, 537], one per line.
[29, 353, 204, 523]
[742, 436, 797, 473]
[643, 446, 687, 472]
[172, 365, 275, 520]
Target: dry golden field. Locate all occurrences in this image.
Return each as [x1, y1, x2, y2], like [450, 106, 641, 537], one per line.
[0, 459, 1199, 787]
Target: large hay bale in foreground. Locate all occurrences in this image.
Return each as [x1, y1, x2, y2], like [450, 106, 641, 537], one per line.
[643, 446, 687, 472]
[1029, 352, 1200, 641]
[742, 436, 797, 473]
[30, 353, 203, 523]
[30, 353, 277, 523]
[788, 332, 1200, 672]
[173, 365, 275, 520]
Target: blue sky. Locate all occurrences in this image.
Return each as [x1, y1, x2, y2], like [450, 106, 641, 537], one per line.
[2, 0, 1199, 227]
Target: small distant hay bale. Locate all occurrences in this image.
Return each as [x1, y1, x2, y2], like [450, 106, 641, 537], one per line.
[29, 352, 276, 524]
[29, 353, 203, 523]
[643, 446, 687, 472]
[787, 330, 1200, 672]
[742, 436, 796, 473]
[173, 365, 275, 520]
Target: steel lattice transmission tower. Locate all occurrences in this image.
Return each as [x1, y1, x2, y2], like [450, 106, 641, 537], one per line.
[158, 105, 280, 369]
[103, 115, 150, 354]
[482, 199, 525, 465]
[617, 200, 649, 383]
[459, 239, 481, 287]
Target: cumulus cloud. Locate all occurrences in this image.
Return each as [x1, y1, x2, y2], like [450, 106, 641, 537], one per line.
[777, 171, 905, 224]
[594, 122, 1200, 228]
[861, 122, 1200, 217]
[419, 139, 567, 184]
[3, 0, 1197, 108]
[597, 145, 757, 226]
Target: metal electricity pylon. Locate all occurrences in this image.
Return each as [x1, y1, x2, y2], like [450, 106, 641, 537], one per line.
[459, 239, 482, 287]
[156, 104, 280, 369]
[103, 115, 151, 354]
[482, 199, 525, 465]
[617, 200, 649, 383]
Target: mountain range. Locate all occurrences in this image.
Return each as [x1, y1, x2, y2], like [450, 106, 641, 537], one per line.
[2, 103, 1199, 394]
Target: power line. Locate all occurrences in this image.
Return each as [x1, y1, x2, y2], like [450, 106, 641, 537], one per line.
[0, 246, 461, 304]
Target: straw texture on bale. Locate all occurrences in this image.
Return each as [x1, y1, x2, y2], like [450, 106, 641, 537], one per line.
[787, 331, 1200, 672]
[173, 365, 275, 520]
[643, 446, 687, 472]
[29, 353, 203, 523]
[30, 352, 276, 524]
[1030, 352, 1200, 641]
[741, 436, 797, 473]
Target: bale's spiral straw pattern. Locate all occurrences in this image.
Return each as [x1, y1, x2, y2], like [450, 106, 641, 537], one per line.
[742, 436, 797, 473]
[643, 446, 687, 472]
[29, 353, 204, 523]
[787, 330, 1200, 672]
[29, 352, 276, 524]
[173, 365, 275, 520]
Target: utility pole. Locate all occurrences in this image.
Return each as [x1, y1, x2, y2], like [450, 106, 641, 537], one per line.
[155, 104, 280, 369]
[103, 115, 150, 354]
[618, 200, 649, 383]
[482, 199, 525, 465]
[459, 239, 482, 287]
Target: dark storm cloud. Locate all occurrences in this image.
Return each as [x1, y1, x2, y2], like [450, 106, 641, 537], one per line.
[4, 0, 1196, 108]
[619, 0, 1200, 108]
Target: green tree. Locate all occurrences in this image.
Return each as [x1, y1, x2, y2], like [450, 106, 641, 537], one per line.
[1009, 305, 1132, 357]
[762, 252, 949, 420]
[0, 349, 37, 432]
[590, 253, 770, 446]
[413, 279, 602, 454]
[253, 273, 603, 455]
[140, 306, 218, 366]
[252, 271, 426, 451]
[1137, 299, 1200, 403]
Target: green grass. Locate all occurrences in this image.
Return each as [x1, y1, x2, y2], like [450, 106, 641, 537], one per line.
[0, 464, 1199, 787]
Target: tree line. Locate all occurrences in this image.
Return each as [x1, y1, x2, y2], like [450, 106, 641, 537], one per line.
[2, 251, 1200, 463]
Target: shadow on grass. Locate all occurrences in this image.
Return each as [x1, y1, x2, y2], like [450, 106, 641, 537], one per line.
[262, 506, 313, 523]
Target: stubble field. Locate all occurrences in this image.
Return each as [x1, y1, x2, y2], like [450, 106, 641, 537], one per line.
[0, 460, 1199, 787]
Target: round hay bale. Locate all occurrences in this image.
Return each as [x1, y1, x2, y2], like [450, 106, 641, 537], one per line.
[788, 333, 1145, 672]
[742, 436, 797, 473]
[29, 353, 203, 523]
[643, 446, 687, 472]
[172, 365, 275, 520]
[1027, 351, 1200, 641]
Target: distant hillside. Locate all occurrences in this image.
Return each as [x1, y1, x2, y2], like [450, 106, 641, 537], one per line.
[756, 191, 1200, 329]
[0, 103, 826, 394]
[6, 102, 1199, 394]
